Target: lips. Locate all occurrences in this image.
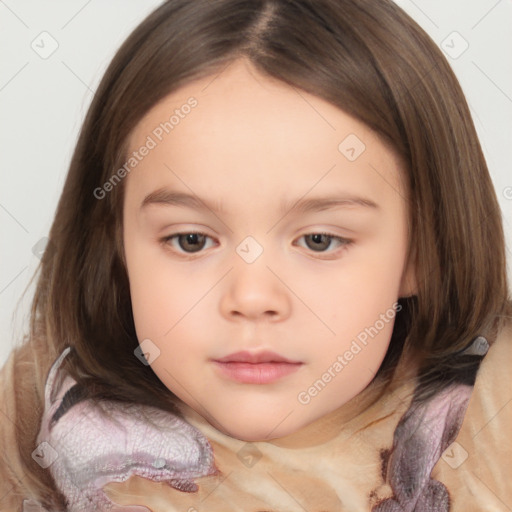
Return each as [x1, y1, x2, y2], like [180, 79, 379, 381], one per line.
[211, 350, 303, 384]
[213, 350, 301, 364]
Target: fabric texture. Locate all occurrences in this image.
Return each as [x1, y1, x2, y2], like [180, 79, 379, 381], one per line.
[34, 347, 219, 511]
[0, 321, 511, 511]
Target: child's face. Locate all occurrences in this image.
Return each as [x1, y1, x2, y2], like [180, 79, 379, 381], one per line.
[122, 59, 416, 441]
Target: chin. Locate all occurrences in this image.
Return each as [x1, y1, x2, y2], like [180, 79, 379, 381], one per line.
[215, 416, 298, 442]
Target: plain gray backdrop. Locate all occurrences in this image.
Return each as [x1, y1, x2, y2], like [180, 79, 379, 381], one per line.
[1, 0, 511, 367]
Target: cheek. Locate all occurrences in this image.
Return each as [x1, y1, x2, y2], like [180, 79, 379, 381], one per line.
[320, 233, 407, 331]
[125, 240, 211, 344]
[124, 233, 173, 339]
[344, 224, 407, 349]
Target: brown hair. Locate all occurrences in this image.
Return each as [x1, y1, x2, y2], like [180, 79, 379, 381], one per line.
[4, 0, 511, 508]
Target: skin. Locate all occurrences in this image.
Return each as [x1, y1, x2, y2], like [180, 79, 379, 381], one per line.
[122, 58, 417, 442]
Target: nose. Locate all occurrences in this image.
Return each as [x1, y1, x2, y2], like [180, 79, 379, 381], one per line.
[219, 255, 291, 323]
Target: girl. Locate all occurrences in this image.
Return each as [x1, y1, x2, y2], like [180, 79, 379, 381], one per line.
[1, 0, 511, 511]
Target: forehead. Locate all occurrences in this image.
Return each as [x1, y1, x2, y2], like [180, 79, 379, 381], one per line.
[125, 59, 407, 211]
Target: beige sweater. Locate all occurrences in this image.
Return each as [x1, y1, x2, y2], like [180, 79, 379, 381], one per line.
[1, 321, 511, 511]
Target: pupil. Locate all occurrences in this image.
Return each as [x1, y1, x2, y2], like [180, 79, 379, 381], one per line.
[180, 233, 204, 252]
[308, 234, 329, 251]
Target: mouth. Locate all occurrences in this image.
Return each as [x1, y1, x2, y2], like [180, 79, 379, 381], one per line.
[212, 350, 301, 364]
[211, 350, 303, 384]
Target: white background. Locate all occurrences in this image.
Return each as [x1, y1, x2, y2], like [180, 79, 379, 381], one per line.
[1, 0, 511, 367]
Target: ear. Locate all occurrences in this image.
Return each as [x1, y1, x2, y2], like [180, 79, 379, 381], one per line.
[398, 245, 417, 298]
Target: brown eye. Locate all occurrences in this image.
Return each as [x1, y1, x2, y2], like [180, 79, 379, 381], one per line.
[293, 232, 354, 259]
[162, 232, 214, 254]
[300, 233, 351, 252]
[177, 233, 207, 252]
[304, 233, 332, 251]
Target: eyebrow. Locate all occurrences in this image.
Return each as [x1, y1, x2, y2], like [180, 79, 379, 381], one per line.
[140, 188, 379, 215]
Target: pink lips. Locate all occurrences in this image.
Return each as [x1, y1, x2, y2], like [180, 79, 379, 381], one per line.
[212, 351, 303, 384]
[214, 350, 301, 364]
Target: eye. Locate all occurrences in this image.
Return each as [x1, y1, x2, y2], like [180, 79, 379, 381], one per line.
[295, 232, 352, 255]
[160, 231, 353, 258]
[161, 232, 216, 254]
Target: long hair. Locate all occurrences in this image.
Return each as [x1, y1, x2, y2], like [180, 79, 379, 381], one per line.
[6, 0, 511, 508]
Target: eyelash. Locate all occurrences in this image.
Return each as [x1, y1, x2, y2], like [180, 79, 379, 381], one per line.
[160, 231, 353, 259]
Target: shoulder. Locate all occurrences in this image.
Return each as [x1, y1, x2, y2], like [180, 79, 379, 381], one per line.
[431, 316, 512, 509]
[0, 344, 29, 509]
[0, 339, 63, 510]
